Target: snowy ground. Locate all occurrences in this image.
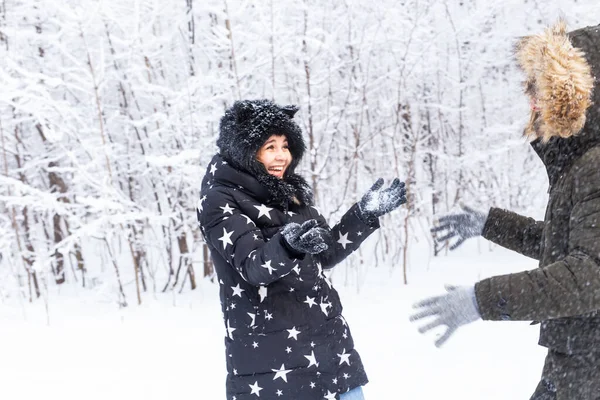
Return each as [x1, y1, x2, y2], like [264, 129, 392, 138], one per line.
[0, 239, 547, 400]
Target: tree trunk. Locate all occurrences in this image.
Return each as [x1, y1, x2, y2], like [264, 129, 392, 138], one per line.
[203, 243, 213, 278]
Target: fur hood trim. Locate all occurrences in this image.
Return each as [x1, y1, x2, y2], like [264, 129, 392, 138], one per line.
[516, 20, 594, 141]
[217, 99, 306, 178]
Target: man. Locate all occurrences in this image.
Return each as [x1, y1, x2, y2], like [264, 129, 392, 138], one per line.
[411, 21, 600, 399]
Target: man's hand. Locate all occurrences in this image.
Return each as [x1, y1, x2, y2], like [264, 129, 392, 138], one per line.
[410, 285, 481, 347]
[431, 205, 488, 250]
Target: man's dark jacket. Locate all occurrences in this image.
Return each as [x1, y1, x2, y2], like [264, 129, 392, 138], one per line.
[475, 23, 600, 354]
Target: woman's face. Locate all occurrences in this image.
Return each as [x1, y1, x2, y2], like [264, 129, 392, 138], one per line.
[256, 135, 292, 179]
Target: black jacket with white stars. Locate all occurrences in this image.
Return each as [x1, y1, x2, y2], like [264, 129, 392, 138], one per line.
[198, 154, 379, 400]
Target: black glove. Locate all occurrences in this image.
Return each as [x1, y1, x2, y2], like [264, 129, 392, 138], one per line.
[431, 205, 488, 250]
[357, 178, 407, 224]
[282, 219, 329, 255]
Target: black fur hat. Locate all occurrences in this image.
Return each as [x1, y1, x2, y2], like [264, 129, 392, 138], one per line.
[217, 99, 312, 205]
[217, 99, 306, 175]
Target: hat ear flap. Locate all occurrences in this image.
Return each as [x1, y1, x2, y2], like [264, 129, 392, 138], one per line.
[233, 100, 255, 124]
[281, 105, 299, 118]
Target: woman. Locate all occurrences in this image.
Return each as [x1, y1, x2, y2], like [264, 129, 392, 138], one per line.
[197, 99, 406, 400]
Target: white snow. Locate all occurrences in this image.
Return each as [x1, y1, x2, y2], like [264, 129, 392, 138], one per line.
[0, 239, 546, 400]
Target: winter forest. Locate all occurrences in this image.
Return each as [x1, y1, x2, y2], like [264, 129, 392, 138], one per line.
[2, 0, 600, 399]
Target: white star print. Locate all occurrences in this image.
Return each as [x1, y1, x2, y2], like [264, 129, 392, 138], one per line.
[259, 286, 268, 303]
[272, 364, 292, 383]
[292, 264, 301, 275]
[287, 327, 301, 340]
[220, 203, 234, 215]
[197, 195, 207, 213]
[242, 214, 256, 226]
[357, 231, 363, 236]
[285, 347, 292, 354]
[252, 341, 259, 349]
[304, 296, 317, 308]
[324, 390, 337, 399]
[337, 231, 353, 249]
[226, 319, 236, 339]
[286, 211, 296, 217]
[218, 228, 234, 249]
[265, 312, 273, 320]
[254, 204, 274, 219]
[261, 260, 276, 275]
[319, 299, 332, 316]
[310, 382, 316, 389]
[332, 378, 338, 384]
[230, 303, 236, 309]
[276, 389, 283, 396]
[233, 369, 238, 375]
[337, 348, 351, 366]
[304, 350, 319, 368]
[310, 341, 316, 348]
[231, 284, 245, 297]
[249, 381, 262, 397]
[210, 163, 218, 175]
[343, 373, 350, 379]
[253, 233, 261, 241]
[247, 312, 256, 327]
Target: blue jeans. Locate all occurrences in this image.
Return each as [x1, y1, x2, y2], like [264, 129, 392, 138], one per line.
[339, 386, 365, 400]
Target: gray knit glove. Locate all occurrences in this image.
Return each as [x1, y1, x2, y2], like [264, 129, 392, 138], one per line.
[356, 178, 407, 224]
[410, 285, 481, 347]
[282, 219, 329, 255]
[431, 205, 488, 250]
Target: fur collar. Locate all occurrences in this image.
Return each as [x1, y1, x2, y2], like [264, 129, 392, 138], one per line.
[255, 171, 314, 207]
[202, 154, 314, 207]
